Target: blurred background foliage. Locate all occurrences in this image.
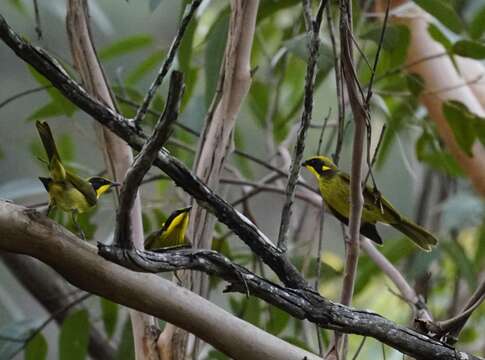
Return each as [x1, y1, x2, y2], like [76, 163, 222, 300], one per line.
[1, 0, 485, 359]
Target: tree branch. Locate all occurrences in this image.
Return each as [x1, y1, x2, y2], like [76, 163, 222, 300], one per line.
[0, 201, 481, 360]
[0, 201, 319, 360]
[116, 71, 184, 248]
[277, 0, 327, 251]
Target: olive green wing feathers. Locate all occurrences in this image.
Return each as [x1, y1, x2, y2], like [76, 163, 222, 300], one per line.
[66, 172, 97, 207]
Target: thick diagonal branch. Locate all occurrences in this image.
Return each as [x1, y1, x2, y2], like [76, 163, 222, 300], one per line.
[0, 201, 480, 360]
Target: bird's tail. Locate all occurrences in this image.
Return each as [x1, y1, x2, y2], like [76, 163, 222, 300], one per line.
[36, 121, 65, 180]
[36, 121, 60, 162]
[392, 218, 438, 251]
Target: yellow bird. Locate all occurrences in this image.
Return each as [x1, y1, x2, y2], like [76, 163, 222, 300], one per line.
[144, 207, 192, 250]
[302, 156, 438, 251]
[36, 121, 119, 237]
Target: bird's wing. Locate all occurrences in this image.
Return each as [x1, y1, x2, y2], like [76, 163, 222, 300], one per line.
[66, 172, 97, 207]
[338, 172, 402, 223]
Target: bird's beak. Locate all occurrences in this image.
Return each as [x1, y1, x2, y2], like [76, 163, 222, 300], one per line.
[111, 182, 121, 187]
[182, 206, 192, 212]
[301, 160, 310, 168]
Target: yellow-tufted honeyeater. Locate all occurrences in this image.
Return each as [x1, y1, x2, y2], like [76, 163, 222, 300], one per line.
[144, 206, 192, 250]
[302, 156, 438, 251]
[36, 121, 119, 238]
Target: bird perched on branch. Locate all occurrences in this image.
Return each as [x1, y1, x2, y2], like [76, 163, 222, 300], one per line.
[144, 206, 192, 250]
[302, 156, 438, 251]
[36, 121, 119, 238]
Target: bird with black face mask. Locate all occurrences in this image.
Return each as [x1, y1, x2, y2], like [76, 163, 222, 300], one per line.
[36, 121, 119, 238]
[302, 155, 438, 251]
[145, 207, 192, 250]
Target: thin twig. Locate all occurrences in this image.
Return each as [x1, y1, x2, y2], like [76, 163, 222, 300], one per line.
[5, 293, 91, 359]
[443, 277, 485, 342]
[115, 71, 184, 248]
[326, 4, 345, 165]
[132, 0, 201, 127]
[277, 0, 328, 251]
[364, 0, 390, 104]
[364, 124, 386, 184]
[316, 108, 332, 155]
[351, 336, 367, 360]
[0, 85, 51, 108]
[33, 0, 42, 39]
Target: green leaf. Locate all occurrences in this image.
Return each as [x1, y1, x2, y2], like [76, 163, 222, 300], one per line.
[243, 297, 261, 326]
[100, 298, 119, 338]
[126, 51, 165, 85]
[204, 10, 229, 108]
[284, 34, 334, 78]
[442, 102, 473, 153]
[8, 0, 26, 13]
[427, 23, 452, 50]
[27, 101, 69, 121]
[452, 40, 485, 60]
[25, 333, 47, 360]
[469, 5, 485, 40]
[59, 310, 89, 360]
[99, 35, 153, 61]
[117, 318, 135, 360]
[406, 73, 425, 97]
[442, 239, 477, 289]
[266, 306, 290, 335]
[178, 18, 198, 107]
[257, 0, 299, 23]
[413, 0, 463, 34]
[27, 67, 77, 117]
[442, 101, 478, 156]
[361, 24, 410, 53]
[415, 125, 463, 176]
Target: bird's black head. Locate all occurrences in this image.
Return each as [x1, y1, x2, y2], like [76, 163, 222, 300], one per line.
[88, 177, 120, 198]
[301, 156, 338, 179]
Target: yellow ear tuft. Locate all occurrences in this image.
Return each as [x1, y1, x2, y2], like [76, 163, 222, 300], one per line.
[322, 165, 331, 171]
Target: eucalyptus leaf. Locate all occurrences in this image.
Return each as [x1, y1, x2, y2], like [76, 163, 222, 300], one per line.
[25, 333, 47, 360]
[59, 309, 89, 360]
[117, 318, 135, 360]
[453, 40, 485, 60]
[99, 34, 153, 61]
[427, 23, 452, 50]
[284, 34, 334, 78]
[443, 101, 485, 156]
[470, 5, 485, 40]
[413, 0, 463, 34]
[126, 51, 165, 85]
[204, 9, 229, 107]
[100, 298, 119, 338]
